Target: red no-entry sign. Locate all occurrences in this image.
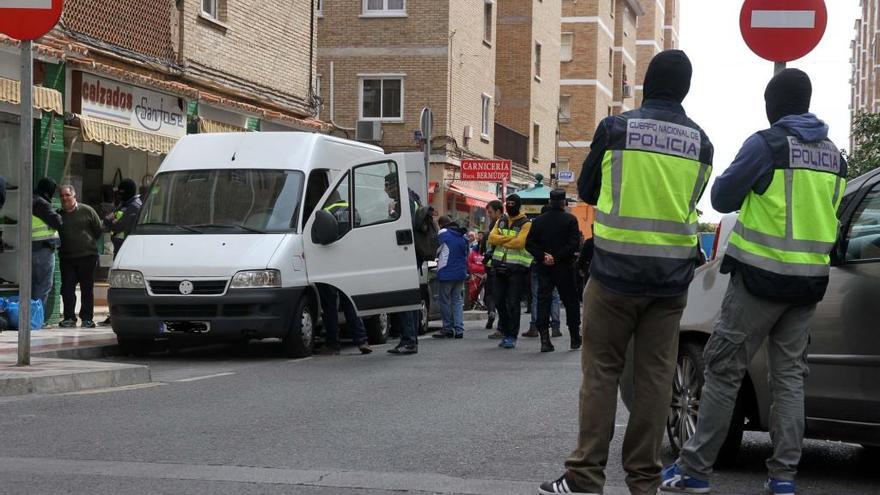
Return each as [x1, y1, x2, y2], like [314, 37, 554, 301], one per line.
[0, 0, 64, 41]
[740, 0, 827, 63]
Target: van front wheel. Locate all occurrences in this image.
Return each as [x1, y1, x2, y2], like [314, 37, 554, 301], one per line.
[283, 296, 315, 358]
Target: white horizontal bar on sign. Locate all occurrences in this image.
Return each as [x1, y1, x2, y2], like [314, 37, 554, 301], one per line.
[751, 10, 816, 29]
[0, 0, 51, 7]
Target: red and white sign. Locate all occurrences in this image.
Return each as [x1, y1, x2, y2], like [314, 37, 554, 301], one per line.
[0, 0, 64, 41]
[460, 159, 511, 182]
[80, 73, 187, 139]
[740, 0, 827, 63]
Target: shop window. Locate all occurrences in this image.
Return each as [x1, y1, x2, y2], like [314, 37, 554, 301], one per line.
[363, 0, 405, 16]
[320, 172, 355, 238]
[559, 95, 572, 122]
[360, 77, 403, 121]
[481, 94, 492, 138]
[353, 161, 401, 228]
[561, 33, 573, 62]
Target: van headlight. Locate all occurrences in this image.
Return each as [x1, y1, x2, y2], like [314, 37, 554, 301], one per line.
[109, 270, 145, 289]
[230, 270, 281, 289]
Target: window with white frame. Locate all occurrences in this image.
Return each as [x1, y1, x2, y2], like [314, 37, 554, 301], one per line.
[532, 123, 540, 162]
[561, 33, 573, 62]
[363, 0, 405, 15]
[559, 95, 571, 122]
[202, 0, 219, 19]
[481, 94, 492, 138]
[484, 1, 493, 44]
[360, 77, 403, 121]
[317, 0, 323, 15]
[534, 42, 542, 80]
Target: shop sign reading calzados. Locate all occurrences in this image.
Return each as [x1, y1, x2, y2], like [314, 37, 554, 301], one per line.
[80, 73, 186, 138]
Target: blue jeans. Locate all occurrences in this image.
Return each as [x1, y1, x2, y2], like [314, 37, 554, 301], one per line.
[392, 309, 420, 347]
[32, 246, 55, 311]
[438, 280, 464, 335]
[318, 285, 367, 346]
[530, 269, 559, 329]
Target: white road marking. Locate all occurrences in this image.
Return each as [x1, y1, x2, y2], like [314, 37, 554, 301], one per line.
[174, 372, 235, 382]
[751, 10, 816, 29]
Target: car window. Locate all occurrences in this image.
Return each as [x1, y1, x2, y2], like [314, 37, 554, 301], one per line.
[319, 173, 355, 238]
[353, 161, 400, 228]
[846, 183, 880, 262]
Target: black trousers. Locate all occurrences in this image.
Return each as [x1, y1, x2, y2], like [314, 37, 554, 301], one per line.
[536, 263, 581, 337]
[494, 269, 527, 338]
[60, 255, 98, 321]
[484, 270, 496, 317]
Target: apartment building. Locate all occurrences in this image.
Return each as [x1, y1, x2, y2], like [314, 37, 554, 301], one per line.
[851, 0, 879, 150]
[494, 0, 561, 184]
[557, 0, 677, 195]
[317, 0, 499, 217]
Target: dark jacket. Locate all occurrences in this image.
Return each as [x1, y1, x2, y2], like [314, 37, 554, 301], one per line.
[437, 222, 469, 282]
[104, 195, 143, 239]
[32, 196, 62, 250]
[525, 208, 581, 267]
[58, 203, 104, 259]
[577, 237, 595, 276]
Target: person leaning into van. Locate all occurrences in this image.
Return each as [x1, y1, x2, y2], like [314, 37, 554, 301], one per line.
[661, 69, 847, 495]
[32, 177, 63, 315]
[57, 185, 103, 329]
[488, 194, 532, 350]
[101, 178, 142, 326]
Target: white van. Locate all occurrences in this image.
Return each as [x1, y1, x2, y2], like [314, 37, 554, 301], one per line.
[108, 132, 425, 357]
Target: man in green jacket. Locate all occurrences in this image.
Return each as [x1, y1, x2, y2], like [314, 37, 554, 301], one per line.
[58, 185, 104, 328]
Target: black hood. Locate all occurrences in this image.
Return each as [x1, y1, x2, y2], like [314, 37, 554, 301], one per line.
[118, 178, 137, 202]
[35, 177, 56, 202]
[643, 50, 693, 103]
[764, 69, 812, 125]
[506, 194, 523, 216]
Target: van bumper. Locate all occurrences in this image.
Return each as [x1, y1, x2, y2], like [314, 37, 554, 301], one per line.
[108, 287, 307, 341]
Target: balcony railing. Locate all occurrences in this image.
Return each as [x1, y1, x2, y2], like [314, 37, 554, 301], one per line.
[494, 123, 528, 167]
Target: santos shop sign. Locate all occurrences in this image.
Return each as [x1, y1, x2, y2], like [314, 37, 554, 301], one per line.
[77, 73, 186, 139]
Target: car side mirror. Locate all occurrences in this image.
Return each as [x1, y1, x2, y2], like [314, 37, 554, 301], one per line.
[312, 210, 340, 245]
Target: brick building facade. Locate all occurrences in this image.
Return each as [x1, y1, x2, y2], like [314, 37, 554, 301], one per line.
[851, 0, 879, 150]
[557, 0, 678, 196]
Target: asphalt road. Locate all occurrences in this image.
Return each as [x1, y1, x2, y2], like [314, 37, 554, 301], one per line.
[0, 315, 876, 494]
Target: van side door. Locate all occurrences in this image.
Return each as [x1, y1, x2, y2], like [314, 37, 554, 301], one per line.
[303, 159, 421, 315]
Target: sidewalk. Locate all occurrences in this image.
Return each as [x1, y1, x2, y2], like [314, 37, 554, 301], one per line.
[0, 304, 152, 397]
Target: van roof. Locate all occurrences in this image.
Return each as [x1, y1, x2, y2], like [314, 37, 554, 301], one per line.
[159, 132, 385, 173]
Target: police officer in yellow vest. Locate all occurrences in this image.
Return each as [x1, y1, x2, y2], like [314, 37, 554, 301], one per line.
[32, 177, 63, 313]
[661, 70, 847, 495]
[540, 50, 714, 495]
[488, 193, 532, 349]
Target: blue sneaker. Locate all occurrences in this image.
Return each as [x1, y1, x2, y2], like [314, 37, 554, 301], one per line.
[500, 337, 516, 349]
[765, 479, 795, 494]
[659, 463, 710, 493]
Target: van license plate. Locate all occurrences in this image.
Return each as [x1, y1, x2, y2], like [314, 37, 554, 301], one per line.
[163, 321, 211, 333]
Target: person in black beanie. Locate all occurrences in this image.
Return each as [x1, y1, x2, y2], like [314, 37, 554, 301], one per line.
[541, 50, 714, 495]
[661, 69, 847, 495]
[101, 178, 143, 326]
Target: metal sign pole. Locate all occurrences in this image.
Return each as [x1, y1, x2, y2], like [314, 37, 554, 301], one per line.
[17, 40, 34, 366]
[774, 61, 786, 75]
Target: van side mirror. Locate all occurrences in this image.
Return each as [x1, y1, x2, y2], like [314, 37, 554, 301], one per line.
[312, 210, 340, 245]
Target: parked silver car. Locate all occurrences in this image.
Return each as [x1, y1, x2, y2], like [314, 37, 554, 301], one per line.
[622, 169, 880, 463]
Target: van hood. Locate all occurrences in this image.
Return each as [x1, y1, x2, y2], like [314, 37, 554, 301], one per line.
[115, 234, 286, 278]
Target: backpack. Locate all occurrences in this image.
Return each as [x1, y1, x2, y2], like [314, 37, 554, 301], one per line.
[414, 205, 440, 262]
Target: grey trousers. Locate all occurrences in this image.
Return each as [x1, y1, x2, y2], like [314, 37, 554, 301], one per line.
[566, 280, 687, 495]
[677, 273, 815, 481]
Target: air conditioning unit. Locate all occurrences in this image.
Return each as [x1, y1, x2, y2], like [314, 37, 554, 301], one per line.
[356, 121, 383, 142]
[622, 84, 633, 99]
[463, 125, 473, 140]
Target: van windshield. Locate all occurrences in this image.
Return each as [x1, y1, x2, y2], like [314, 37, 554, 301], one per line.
[138, 169, 305, 234]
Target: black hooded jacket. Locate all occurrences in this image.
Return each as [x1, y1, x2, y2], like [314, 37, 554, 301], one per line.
[33, 178, 62, 249]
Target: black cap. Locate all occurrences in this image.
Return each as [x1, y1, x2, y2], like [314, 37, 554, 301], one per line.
[764, 68, 812, 125]
[643, 50, 693, 103]
[550, 189, 566, 202]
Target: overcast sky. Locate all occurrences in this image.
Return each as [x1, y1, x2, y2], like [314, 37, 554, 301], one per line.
[679, 0, 861, 221]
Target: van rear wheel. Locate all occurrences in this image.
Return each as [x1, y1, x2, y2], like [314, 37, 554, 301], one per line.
[365, 313, 389, 345]
[282, 296, 315, 358]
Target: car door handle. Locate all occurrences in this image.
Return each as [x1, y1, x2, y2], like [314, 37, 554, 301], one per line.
[396, 229, 413, 246]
